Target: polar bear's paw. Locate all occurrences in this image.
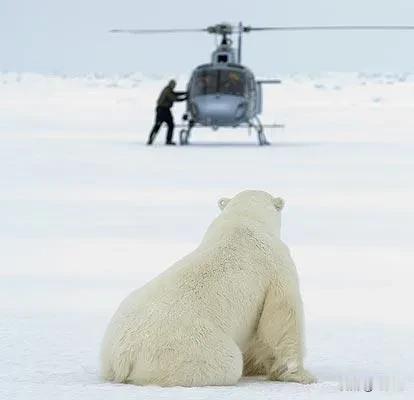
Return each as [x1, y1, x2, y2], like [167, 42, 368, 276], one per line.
[271, 364, 317, 384]
[280, 369, 317, 384]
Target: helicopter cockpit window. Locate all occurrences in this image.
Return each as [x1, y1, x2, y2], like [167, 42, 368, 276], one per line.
[192, 70, 218, 95]
[219, 70, 245, 96]
[191, 69, 246, 97]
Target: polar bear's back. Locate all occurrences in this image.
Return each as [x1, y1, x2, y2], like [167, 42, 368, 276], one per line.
[121, 226, 271, 309]
[109, 229, 271, 331]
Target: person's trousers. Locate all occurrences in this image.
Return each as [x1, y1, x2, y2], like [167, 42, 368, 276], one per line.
[147, 107, 174, 144]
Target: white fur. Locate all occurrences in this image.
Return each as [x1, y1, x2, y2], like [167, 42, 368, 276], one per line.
[101, 190, 316, 387]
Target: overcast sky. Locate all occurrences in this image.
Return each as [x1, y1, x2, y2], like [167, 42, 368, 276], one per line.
[2, 0, 414, 75]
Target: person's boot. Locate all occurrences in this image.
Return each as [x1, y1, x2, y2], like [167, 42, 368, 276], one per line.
[147, 134, 154, 145]
[147, 129, 158, 145]
[166, 141, 176, 146]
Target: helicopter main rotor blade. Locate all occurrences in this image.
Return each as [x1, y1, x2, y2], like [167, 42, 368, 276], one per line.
[110, 28, 208, 34]
[244, 25, 414, 32]
[109, 24, 414, 37]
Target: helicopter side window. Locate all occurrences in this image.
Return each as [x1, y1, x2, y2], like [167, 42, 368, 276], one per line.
[219, 70, 245, 96]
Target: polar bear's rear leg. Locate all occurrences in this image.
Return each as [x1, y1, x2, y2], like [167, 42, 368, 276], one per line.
[243, 335, 271, 376]
[129, 323, 243, 387]
[254, 283, 316, 384]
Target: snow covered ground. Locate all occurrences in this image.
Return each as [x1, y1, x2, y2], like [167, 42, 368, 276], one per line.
[1, 72, 413, 399]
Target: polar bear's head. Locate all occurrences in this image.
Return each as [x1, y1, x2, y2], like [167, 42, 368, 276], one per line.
[218, 190, 285, 236]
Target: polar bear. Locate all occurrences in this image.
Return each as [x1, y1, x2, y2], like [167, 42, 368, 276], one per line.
[101, 190, 315, 387]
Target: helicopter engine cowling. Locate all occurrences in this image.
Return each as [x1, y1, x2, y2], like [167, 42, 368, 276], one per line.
[189, 95, 248, 127]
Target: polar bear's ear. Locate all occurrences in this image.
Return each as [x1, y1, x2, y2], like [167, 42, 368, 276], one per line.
[273, 197, 285, 211]
[218, 197, 231, 211]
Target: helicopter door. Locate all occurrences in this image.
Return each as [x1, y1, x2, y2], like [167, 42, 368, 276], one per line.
[246, 75, 256, 117]
[255, 82, 262, 114]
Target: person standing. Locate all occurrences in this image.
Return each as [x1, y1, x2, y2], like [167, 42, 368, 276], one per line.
[147, 80, 187, 145]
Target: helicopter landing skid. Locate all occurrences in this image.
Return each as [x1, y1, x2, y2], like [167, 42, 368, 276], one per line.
[249, 117, 270, 146]
[178, 120, 194, 145]
[176, 118, 282, 146]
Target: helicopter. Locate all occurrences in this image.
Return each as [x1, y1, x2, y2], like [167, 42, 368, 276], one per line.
[110, 22, 414, 146]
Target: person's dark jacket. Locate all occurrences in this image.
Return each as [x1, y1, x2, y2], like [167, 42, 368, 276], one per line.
[157, 86, 187, 109]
